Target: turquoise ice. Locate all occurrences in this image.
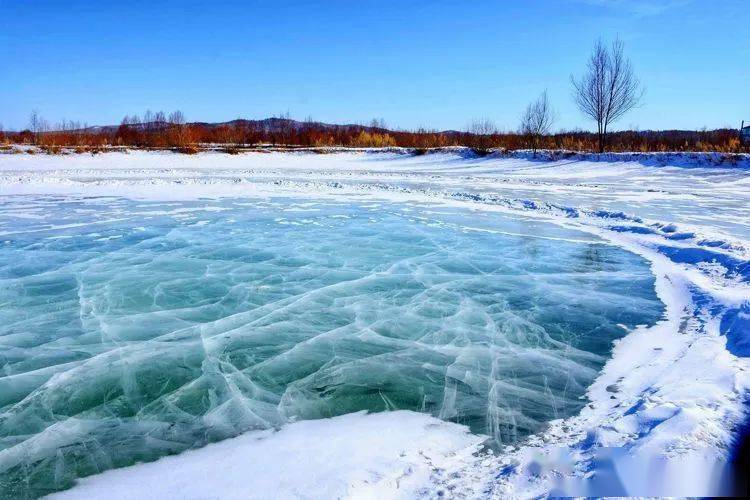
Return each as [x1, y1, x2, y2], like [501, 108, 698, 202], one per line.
[0, 196, 663, 497]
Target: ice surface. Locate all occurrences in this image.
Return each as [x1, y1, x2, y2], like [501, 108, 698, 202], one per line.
[0, 196, 662, 497]
[1, 149, 749, 497]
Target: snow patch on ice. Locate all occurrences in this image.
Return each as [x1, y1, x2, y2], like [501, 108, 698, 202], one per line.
[48, 411, 487, 500]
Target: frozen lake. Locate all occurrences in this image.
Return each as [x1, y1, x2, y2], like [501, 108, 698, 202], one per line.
[1, 149, 749, 497]
[0, 196, 663, 496]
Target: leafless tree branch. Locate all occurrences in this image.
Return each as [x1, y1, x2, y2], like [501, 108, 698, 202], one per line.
[571, 38, 644, 152]
[520, 90, 555, 153]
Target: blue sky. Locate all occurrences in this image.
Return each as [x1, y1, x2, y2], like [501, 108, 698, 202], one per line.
[1, 0, 748, 132]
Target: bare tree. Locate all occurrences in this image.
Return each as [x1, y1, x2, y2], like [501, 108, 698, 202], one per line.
[571, 39, 644, 153]
[467, 118, 498, 153]
[29, 110, 49, 144]
[29, 110, 41, 134]
[277, 110, 294, 146]
[168, 110, 185, 125]
[520, 90, 555, 154]
[143, 110, 154, 135]
[168, 111, 188, 147]
[369, 118, 387, 130]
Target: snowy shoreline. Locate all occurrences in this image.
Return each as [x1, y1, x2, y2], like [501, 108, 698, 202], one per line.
[2, 150, 749, 497]
[3, 144, 750, 167]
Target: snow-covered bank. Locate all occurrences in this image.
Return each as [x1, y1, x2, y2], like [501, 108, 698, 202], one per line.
[48, 411, 487, 500]
[3, 145, 749, 169]
[2, 150, 749, 497]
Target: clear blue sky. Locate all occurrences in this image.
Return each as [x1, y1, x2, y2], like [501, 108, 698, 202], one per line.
[1, 0, 748, 132]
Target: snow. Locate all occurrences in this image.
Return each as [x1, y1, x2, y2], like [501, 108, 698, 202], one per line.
[1, 148, 749, 497]
[48, 411, 486, 500]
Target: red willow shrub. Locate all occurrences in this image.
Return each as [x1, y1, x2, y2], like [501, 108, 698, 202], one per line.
[5, 113, 749, 153]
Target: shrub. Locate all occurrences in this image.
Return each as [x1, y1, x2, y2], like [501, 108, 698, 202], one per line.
[350, 131, 397, 148]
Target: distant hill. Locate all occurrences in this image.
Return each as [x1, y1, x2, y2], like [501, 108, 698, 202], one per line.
[78, 117, 465, 136]
[74, 118, 386, 134]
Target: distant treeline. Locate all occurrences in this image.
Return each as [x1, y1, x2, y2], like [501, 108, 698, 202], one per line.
[1, 112, 746, 154]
